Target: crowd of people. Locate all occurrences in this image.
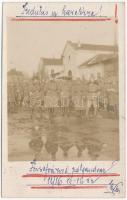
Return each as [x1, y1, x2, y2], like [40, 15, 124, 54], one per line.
[8, 73, 118, 118]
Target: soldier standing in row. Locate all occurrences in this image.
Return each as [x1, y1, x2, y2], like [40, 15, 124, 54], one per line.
[60, 80, 68, 116]
[8, 83, 16, 113]
[86, 75, 99, 118]
[29, 79, 41, 119]
[44, 72, 60, 118]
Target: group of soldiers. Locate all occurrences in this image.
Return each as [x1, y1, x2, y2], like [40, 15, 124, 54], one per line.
[29, 125, 105, 161]
[8, 75, 118, 118]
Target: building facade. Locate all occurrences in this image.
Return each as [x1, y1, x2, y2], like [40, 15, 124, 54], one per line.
[38, 41, 118, 81]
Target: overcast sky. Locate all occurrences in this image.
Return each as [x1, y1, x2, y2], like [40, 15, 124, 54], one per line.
[7, 19, 117, 76]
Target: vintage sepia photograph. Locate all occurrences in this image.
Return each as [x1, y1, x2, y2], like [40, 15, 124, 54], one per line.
[7, 18, 119, 161]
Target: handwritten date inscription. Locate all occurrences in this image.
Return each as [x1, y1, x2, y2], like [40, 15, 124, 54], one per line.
[22, 161, 123, 195]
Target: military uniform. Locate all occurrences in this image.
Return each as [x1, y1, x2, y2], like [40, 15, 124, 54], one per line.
[60, 80, 72, 115]
[8, 85, 16, 113]
[44, 80, 60, 113]
[86, 81, 99, 116]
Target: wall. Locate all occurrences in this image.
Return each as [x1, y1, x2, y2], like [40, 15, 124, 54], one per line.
[104, 59, 118, 78]
[78, 63, 104, 80]
[62, 43, 76, 76]
[45, 64, 63, 77]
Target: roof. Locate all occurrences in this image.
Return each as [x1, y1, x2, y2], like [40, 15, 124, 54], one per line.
[40, 41, 118, 67]
[79, 53, 118, 68]
[42, 57, 63, 66]
[63, 41, 118, 54]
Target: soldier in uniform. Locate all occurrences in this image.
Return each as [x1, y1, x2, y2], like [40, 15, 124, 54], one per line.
[45, 133, 58, 161]
[107, 86, 118, 115]
[58, 80, 70, 116]
[96, 73, 105, 111]
[22, 87, 30, 109]
[44, 77, 60, 117]
[86, 75, 99, 118]
[59, 137, 73, 158]
[72, 79, 86, 118]
[82, 79, 88, 117]
[15, 87, 24, 111]
[39, 81, 46, 118]
[8, 83, 16, 113]
[29, 126, 43, 161]
[29, 80, 41, 119]
[75, 139, 86, 158]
